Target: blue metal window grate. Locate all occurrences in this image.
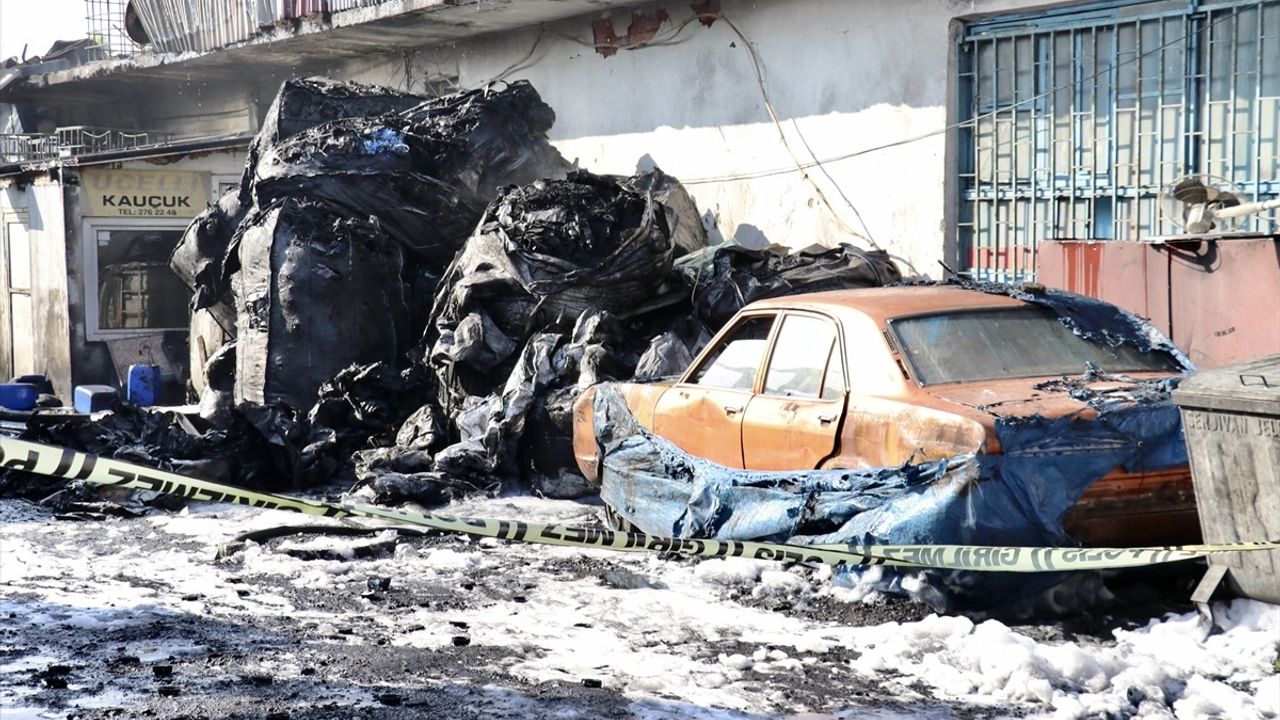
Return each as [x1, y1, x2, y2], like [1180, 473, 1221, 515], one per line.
[956, 0, 1280, 282]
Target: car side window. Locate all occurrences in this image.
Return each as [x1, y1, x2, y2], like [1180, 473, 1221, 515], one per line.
[820, 342, 846, 400]
[763, 315, 839, 399]
[692, 316, 774, 391]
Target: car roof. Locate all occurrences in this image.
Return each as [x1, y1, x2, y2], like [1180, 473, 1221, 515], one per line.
[746, 285, 1028, 326]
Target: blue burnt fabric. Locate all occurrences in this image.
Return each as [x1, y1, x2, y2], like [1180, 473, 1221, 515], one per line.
[592, 282, 1193, 611]
[592, 384, 1189, 611]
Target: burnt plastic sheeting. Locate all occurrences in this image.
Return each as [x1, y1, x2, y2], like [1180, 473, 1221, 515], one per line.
[252, 81, 569, 263]
[351, 333, 572, 504]
[168, 189, 245, 323]
[251, 117, 480, 263]
[355, 310, 622, 503]
[256, 78, 425, 147]
[619, 167, 708, 258]
[242, 77, 426, 205]
[1032, 369, 1181, 409]
[398, 81, 571, 205]
[633, 316, 712, 382]
[170, 78, 424, 317]
[429, 169, 677, 410]
[958, 280, 1194, 368]
[0, 401, 310, 499]
[303, 362, 434, 482]
[233, 198, 407, 410]
[674, 243, 903, 328]
[198, 340, 236, 426]
[591, 384, 1189, 611]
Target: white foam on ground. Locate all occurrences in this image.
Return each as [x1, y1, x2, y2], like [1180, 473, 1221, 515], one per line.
[2, 495, 1277, 718]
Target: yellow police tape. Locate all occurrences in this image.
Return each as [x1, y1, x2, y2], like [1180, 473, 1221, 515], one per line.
[2, 436, 1276, 572]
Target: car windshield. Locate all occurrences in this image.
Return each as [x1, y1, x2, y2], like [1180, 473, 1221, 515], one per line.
[891, 306, 1183, 385]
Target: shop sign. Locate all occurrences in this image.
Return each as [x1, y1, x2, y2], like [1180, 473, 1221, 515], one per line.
[83, 169, 210, 218]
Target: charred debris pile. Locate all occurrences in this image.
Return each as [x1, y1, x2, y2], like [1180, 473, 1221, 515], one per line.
[1, 77, 900, 509]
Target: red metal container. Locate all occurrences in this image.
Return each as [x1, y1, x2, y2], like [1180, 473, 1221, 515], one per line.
[1037, 236, 1280, 369]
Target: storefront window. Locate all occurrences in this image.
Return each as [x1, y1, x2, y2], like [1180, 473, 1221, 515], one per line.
[85, 221, 191, 337]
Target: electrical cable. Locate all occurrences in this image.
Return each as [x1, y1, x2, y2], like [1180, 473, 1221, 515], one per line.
[711, 14, 877, 247]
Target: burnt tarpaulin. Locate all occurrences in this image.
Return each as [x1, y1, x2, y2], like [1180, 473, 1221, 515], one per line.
[356, 310, 623, 504]
[232, 199, 407, 410]
[592, 383, 1189, 611]
[0, 401, 309, 500]
[168, 189, 245, 329]
[429, 169, 685, 411]
[251, 81, 569, 264]
[172, 78, 569, 414]
[170, 77, 425, 317]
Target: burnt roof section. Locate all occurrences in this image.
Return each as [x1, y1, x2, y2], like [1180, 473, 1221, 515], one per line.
[0, 0, 651, 106]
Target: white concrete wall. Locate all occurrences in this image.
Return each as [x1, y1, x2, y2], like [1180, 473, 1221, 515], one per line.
[0, 177, 73, 396]
[348, 0, 1048, 277]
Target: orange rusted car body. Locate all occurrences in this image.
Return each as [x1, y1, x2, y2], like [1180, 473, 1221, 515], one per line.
[572, 286, 1200, 548]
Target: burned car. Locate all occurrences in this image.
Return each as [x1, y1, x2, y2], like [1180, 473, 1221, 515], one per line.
[573, 285, 1200, 548]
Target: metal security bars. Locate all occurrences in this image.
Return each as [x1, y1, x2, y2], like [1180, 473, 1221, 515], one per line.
[86, 0, 139, 56]
[956, 0, 1280, 282]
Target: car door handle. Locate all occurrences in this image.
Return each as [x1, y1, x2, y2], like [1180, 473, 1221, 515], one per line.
[818, 413, 837, 425]
[724, 405, 743, 415]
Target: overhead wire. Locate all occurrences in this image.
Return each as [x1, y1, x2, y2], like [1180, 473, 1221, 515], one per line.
[682, 10, 1238, 185]
[709, 14, 877, 247]
[458, 8, 1232, 245]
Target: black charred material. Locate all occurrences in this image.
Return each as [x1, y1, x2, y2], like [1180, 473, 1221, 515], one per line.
[0, 402, 309, 499]
[1032, 366, 1181, 409]
[674, 243, 903, 328]
[170, 77, 424, 317]
[429, 169, 678, 412]
[233, 199, 408, 410]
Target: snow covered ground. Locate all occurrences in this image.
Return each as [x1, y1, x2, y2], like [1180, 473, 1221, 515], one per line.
[0, 493, 1277, 719]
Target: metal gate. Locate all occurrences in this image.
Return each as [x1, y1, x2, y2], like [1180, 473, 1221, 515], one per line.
[956, 0, 1280, 281]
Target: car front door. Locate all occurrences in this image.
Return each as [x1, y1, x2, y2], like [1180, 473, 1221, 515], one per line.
[652, 314, 777, 468]
[741, 312, 847, 470]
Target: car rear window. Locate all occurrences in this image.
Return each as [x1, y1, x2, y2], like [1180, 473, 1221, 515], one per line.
[891, 306, 1182, 385]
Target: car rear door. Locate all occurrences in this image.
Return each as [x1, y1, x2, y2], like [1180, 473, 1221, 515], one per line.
[652, 314, 777, 468]
[741, 312, 847, 470]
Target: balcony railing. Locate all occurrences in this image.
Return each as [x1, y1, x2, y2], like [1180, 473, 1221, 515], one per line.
[1, 127, 175, 166]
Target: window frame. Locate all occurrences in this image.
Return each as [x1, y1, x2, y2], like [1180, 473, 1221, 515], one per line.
[885, 304, 1180, 387]
[679, 310, 780, 394]
[210, 174, 242, 203]
[757, 310, 849, 403]
[82, 216, 192, 341]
